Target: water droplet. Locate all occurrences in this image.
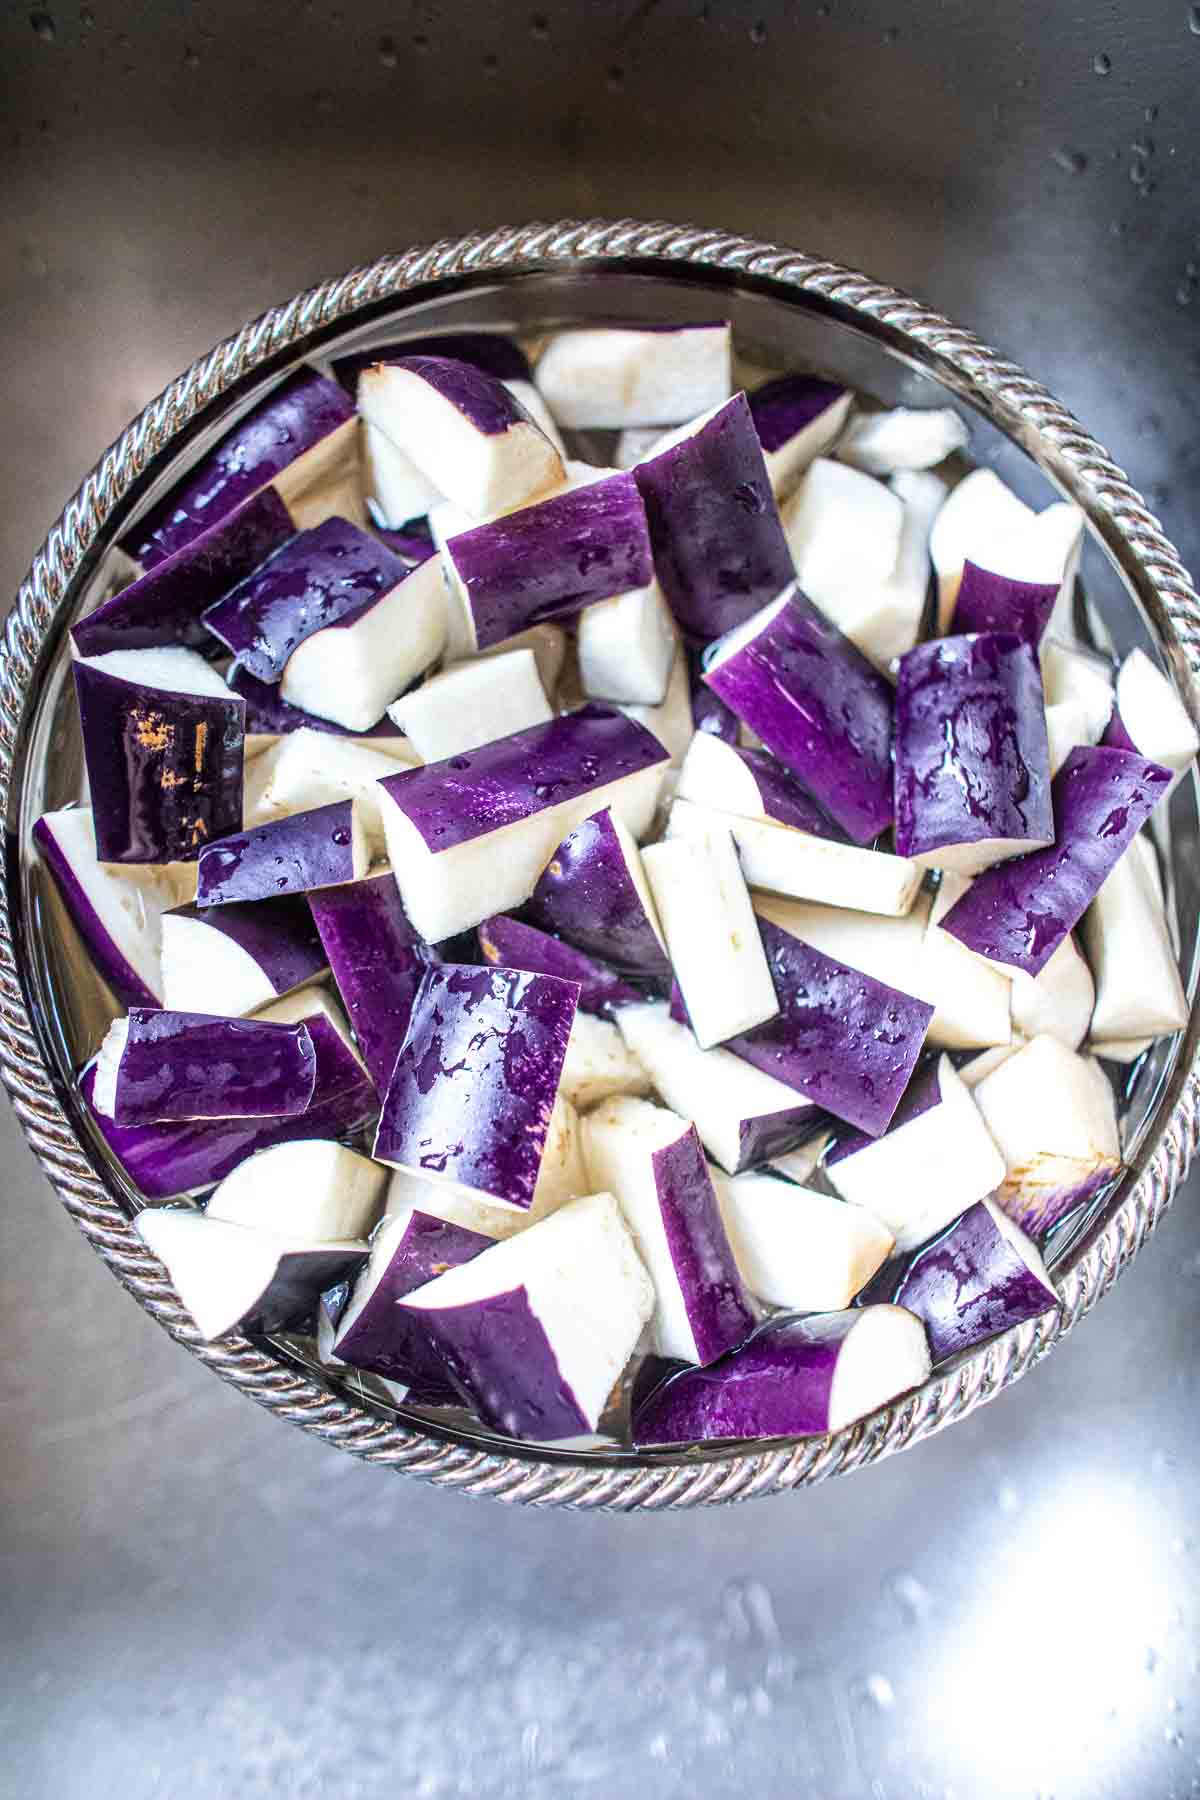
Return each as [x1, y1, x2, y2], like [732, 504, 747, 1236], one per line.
[1146, 1646, 1161, 1673]
[886, 1570, 933, 1622]
[378, 35, 398, 68]
[1189, 4, 1200, 36]
[530, 11, 550, 38]
[1166, 1726, 1186, 1747]
[312, 88, 334, 115]
[749, 19, 768, 44]
[1093, 51, 1111, 74]
[998, 1481, 1021, 1513]
[1130, 158, 1150, 185]
[606, 63, 625, 89]
[1052, 145, 1088, 175]
[1110, 219, 1127, 236]
[883, 24, 899, 43]
[29, 10, 56, 41]
[1132, 135, 1155, 157]
[1169, 1696, 1183, 1714]
[1145, 102, 1159, 120]
[183, 45, 200, 69]
[817, 3, 830, 15]
[482, 50, 499, 73]
[79, 3, 93, 24]
[412, 30, 430, 52]
[860, 1672, 896, 1710]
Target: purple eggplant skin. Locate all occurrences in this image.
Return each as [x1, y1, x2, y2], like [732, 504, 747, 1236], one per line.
[748, 374, 848, 455]
[309, 874, 431, 1095]
[448, 473, 654, 649]
[526, 809, 671, 979]
[656, 1123, 757, 1364]
[893, 632, 1053, 865]
[379, 705, 668, 854]
[168, 897, 328, 996]
[196, 800, 359, 907]
[73, 663, 245, 864]
[120, 368, 354, 568]
[401, 1286, 593, 1439]
[858, 1200, 1059, 1362]
[737, 745, 845, 837]
[734, 1105, 828, 1172]
[940, 745, 1172, 976]
[704, 588, 895, 845]
[379, 353, 530, 435]
[825, 1058, 942, 1168]
[333, 1210, 494, 1401]
[79, 1018, 377, 1200]
[371, 527, 436, 567]
[478, 915, 644, 1016]
[374, 964, 579, 1209]
[245, 1244, 369, 1336]
[228, 665, 403, 739]
[32, 814, 160, 1009]
[108, 1009, 317, 1125]
[73, 489, 295, 658]
[687, 649, 739, 743]
[950, 560, 1059, 646]
[202, 516, 408, 682]
[633, 392, 795, 642]
[1100, 708, 1137, 754]
[332, 331, 532, 396]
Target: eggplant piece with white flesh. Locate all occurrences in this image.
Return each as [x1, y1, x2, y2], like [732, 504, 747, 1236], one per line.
[748, 375, 853, 496]
[835, 405, 968, 476]
[527, 805, 670, 980]
[717, 1170, 894, 1312]
[160, 897, 327, 1015]
[534, 323, 732, 429]
[196, 800, 369, 907]
[34, 806, 177, 1008]
[93, 1009, 317, 1125]
[308, 872, 431, 1095]
[205, 1137, 387, 1240]
[387, 648, 552, 761]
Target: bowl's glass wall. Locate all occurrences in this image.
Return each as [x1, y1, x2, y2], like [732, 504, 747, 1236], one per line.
[18, 268, 1199, 1462]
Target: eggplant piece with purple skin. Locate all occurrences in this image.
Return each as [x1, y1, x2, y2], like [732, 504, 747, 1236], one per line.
[939, 745, 1172, 976]
[631, 1307, 931, 1447]
[687, 649, 738, 742]
[333, 330, 534, 395]
[527, 806, 670, 980]
[444, 471, 654, 652]
[948, 560, 1059, 646]
[309, 872, 431, 1095]
[1102, 647, 1199, 782]
[633, 392, 795, 642]
[534, 323, 732, 429]
[161, 897, 327, 1016]
[33, 806, 173, 1008]
[196, 799, 369, 907]
[893, 631, 1054, 875]
[748, 375, 853, 496]
[704, 587, 895, 845]
[120, 367, 357, 569]
[205, 1138, 387, 1240]
[858, 1196, 1059, 1362]
[74, 648, 245, 864]
[477, 915, 645, 1015]
[72, 489, 295, 657]
[228, 665, 404, 743]
[675, 731, 842, 836]
[374, 963, 579, 1212]
[93, 1008, 317, 1125]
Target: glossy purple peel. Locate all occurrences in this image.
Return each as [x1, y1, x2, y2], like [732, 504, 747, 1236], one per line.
[332, 332, 532, 395]
[748, 374, 849, 456]
[950, 560, 1059, 645]
[652, 1123, 757, 1363]
[196, 800, 365, 907]
[309, 874, 431, 1095]
[99, 1009, 316, 1125]
[478, 915, 644, 1015]
[939, 745, 1172, 975]
[33, 810, 163, 1009]
[527, 808, 669, 979]
[633, 392, 794, 641]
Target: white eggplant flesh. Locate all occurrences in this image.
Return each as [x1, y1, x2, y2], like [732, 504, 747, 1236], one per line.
[669, 797, 923, 918]
[958, 1040, 1026, 1089]
[836, 406, 969, 476]
[559, 1011, 652, 1111]
[800, 469, 944, 672]
[1041, 638, 1115, 730]
[924, 872, 1021, 1020]
[618, 646, 694, 770]
[78, 643, 236, 700]
[930, 469, 1083, 631]
[34, 805, 176, 1007]
[505, 378, 567, 455]
[277, 415, 367, 534]
[242, 728, 417, 843]
[614, 427, 669, 470]
[1009, 931, 1095, 1051]
[753, 385, 854, 499]
[826, 1055, 1007, 1252]
[1085, 834, 1187, 1047]
[388, 647, 552, 760]
[1045, 698, 1107, 775]
[577, 579, 678, 706]
[205, 1139, 387, 1241]
[761, 1134, 831, 1187]
[363, 420, 443, 527]
[641, 823, 779, 1050]
[1091, 1036, 1154, 1065]
[159, 911, 321, 1018]
[717, 1171, 894, 1311]
[533, 324, 732, 429]
[781, 458, 906, 591]
[1111, 648, 1199, 781]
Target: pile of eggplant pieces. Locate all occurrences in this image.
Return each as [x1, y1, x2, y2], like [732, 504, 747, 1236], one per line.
[41, 316, 1197, 1450]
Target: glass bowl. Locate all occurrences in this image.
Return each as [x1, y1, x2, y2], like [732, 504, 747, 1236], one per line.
[3, 219, 1198, 1509]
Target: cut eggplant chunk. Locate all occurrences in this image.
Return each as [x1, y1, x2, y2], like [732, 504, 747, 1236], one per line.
[399, 1190, 654, 1439]
[1085, 835, 1187, 1049]
[74, 648, 245, 864]
[860, 1197, 1058, 1362]
[94, 1009, 316, 1125]
[704, 588, 895, 845]
[1009, 931, 1094, 1050]
[242, 729, 416, 839]
[359, 354, 564, 518]
[334, 328, 535, 395]
[929, 468, 1084, 634]
[631, 1307, 931, 1446]
[700, 916, 934, 1137]
[134, 1208, 366, 1342]
[957, 1040, 1024, 1090]
[161, 898, 327, 1016]
[229, 665, 408, 752]
[687, 648, 739, 743]
[444, 471, 654, 651]
[619, 645, 695, 768]
[197, 799, 368, 907]
[718, 1172, 894, 1311]
[676, 731, 840, 836]
[582, 1097, 755, 1364]
[939, 745, 1172, 976]
[1041, 637, 1115, 726]
[205, 1138, 387, 1240]
[781, 457, 905, 592]
[363, 419, 443, 528]
[308, 872, 430, 1095]
[968, 1033, 1121, 1235]
[1104, 648, 1199, 782]
[375, 706, 668, 943]
[577, 579, 678, 707]
[445, 621, 568, 700]
[374, 963, 578, 1211]
[278, 552, 448, 732]
[633, 392, 795, 642]
[614, 426, 669, 470]
[615, 1001, 823, 1175]
[332, 1206, 494, 1400]
[949, 560, 1059, 645]
[33, 806, 176, 1007]
[825, 1054, 1006, 1252]
[559, 1010, 652, 1110]
[894, 632, 1054, 875]
[120, 367, 357, 568]
[388, 648, 551, 762]
[802, 469, 946, 673]
[534, 323, 732, 429]
[836, 405, 968, 476]
[641, 823, 779, 1050]
[748, 375, 853, 497]
[669, 797, 921, 917]
[73, 489, 294, 657]
[478, 914, 644, 1015]
[1045, 698, 1106, 776]
[527, 806, 670, 979]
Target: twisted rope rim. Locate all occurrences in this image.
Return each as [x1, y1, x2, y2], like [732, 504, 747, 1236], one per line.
[3, 217, 1198, 1510]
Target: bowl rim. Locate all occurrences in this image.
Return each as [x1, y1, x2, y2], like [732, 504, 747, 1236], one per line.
[3, 216, 1199, 1511]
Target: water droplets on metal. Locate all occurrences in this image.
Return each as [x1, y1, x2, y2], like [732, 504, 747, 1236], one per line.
[30, 10, 56, 40]
[1052, 146, 1088, 175]
[1093, 51, 1112, 75]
